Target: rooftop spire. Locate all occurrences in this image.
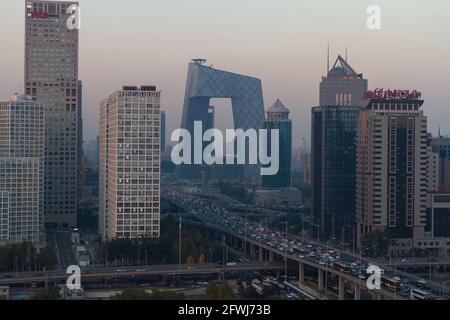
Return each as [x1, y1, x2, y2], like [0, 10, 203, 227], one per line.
[327, 55, 362, 79]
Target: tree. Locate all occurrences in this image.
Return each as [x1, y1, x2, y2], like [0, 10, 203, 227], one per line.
[205, 282, 219, 300]
[217, 281, 235, 300]
[149, 290, 185, 300]
[206, 281, 235, 300]
[186, 255, 195, 265]
[113, 288, 152, 300]
[32, 286, 60, 300]
[198, 254, 206, 264]
[361, 231, 392, 257]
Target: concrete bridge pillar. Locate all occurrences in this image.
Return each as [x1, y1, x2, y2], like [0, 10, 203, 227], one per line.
[354, 284, 361, 300]
[339, 277, 345, 300]
[259, 247, 264, 263]
[299, 263, 305, 284]
[269, 251, 274, 263]
[318, 269, 324, 291]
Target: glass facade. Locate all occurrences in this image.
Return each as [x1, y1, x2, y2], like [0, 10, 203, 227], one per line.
[312, 106, 361, 242]
[180, 61, 265, 182]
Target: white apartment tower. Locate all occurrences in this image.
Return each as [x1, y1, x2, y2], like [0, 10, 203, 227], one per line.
[0, 95, 45, 243]
[99, 86, 161, 241]
[356, 90, 427, 247]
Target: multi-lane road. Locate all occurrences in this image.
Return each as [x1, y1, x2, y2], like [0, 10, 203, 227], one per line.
[163, 188, 450, 300]
[0, 263, 283, 286]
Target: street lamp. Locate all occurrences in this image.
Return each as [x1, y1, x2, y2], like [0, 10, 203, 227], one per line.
[343, 225, 355, 254]
[382, 237, 394, 267]
[427, 249, 432, 281]
[442, 280, 450, 300]
[311, 217, 320, 242]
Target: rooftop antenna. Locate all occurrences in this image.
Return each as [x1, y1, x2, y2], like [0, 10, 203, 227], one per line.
[327, 42, 330, 74]
[192, 58, 207, 65]
[345, 46, 348, 62]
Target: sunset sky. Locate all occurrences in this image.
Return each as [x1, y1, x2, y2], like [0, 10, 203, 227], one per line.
[1, 0, 450, 147]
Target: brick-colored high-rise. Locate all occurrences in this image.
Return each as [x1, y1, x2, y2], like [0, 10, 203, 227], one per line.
[24, 1, 80, 229]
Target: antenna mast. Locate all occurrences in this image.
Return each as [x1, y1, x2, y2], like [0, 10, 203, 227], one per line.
[327, 42, 330, 74]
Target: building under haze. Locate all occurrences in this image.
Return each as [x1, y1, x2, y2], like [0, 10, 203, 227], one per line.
[99, 86, 161, 241]
[0, 95, 45, 244]
[262, 99, 292, 189]
[311, 55, 368, 245]
[180, 59, 265, 183]
[431, 136, 450, 192]
[356, 91, 428, 253]
[25, 0, 80, 229]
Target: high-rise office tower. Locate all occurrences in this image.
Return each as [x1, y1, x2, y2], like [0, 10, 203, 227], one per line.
[356, 90, 427, 246]
[25, 1, 80, 229]
[99, 86, 161, 241]
[262, 99, 292, 188]
[0, 95, 45, 243]
[180, 59, 265, 182]
[431, 136, 450, 192]
[160, 111, 166, 152]
[311, 55, 368, 244]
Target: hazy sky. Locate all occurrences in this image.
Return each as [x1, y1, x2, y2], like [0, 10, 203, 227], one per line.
[1, 0, 450, 147]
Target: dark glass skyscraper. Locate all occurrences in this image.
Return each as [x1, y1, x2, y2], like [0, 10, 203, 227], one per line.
[263, 99, 292, 188]
[311, 55, 368, 244]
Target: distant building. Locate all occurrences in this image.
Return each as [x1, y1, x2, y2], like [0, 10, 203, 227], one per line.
[255, 188, 302, 207]
[311, 55, 367, 244]
[427, 134, 440, 192]
[431, 136, 450, 192]
[99, 86, 161, 240]
[262, 99, 292, 189]
[0, 286, 9, 300]
[0, 191, 8, 243]
[0, 95, 45, 244]
[356, 91, 427, 246]
[427, 193, 450, 239]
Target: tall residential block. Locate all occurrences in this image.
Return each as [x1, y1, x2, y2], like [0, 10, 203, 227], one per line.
[0, 95, 45, 244]
[25, 0, 80, 229]
[160, 111, 166, 152]
[356, 90, 427, 247]
[99, 86, 161, 241]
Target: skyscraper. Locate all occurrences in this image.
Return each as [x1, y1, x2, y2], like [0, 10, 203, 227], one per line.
[262, 99, 292, 188]
[161, 111, 166, 152]
[99, 86, 161, 241]
[311, 55, 368, 244]
[0, 95, 45, 244]
[25, 1, 80, 229]
[180, 59, 265, 182]
[356, 89, 427, 248]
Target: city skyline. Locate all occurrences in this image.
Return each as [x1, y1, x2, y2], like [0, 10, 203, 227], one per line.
[1, 0, 450, 146]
